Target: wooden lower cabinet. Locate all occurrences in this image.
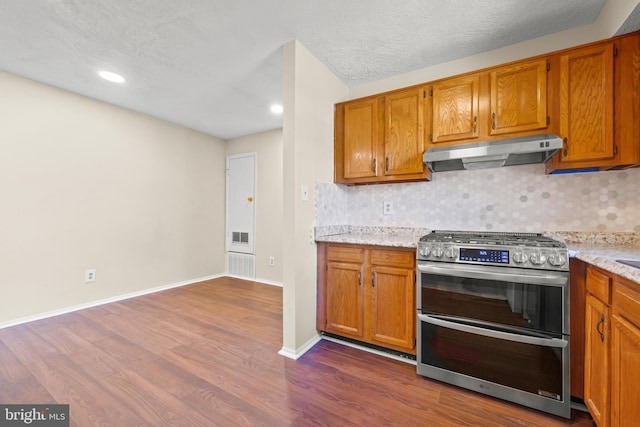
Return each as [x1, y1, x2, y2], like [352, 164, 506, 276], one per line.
[583, 265, 640, 427]
[584, 294, 610, 427]
[317, 243, 416, 354]
[610, 315, 640, 426]
[325, 259, 365, 337]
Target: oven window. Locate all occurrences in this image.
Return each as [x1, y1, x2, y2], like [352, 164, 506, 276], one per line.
[421, 322, 563, 399]
[420, 272, 564, 335]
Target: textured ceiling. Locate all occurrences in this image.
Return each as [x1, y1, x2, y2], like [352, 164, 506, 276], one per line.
[0, 0, 613, 139]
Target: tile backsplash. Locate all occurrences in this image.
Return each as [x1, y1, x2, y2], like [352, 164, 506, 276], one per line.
[316, 164, 640, 233]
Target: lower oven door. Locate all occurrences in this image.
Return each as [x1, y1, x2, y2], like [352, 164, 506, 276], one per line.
[416, 261, 570, 418]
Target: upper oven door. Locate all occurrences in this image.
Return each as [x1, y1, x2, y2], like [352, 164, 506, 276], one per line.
[417, 261, 569, 336]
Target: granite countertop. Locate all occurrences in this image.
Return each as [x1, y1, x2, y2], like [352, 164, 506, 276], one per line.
[315, 226, 640, 284]
[567, 244, 640, 285]
[314, 225, 428, 248]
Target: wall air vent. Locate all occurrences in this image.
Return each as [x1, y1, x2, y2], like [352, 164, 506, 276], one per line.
[227, 252, 255, 279]
[232, 231, 249, 244]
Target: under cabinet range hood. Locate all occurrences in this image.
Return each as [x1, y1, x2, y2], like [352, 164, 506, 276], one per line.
[423, 134, 563, 172]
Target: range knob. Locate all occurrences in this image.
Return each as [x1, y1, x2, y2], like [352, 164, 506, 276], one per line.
[444, 247, 457, 259]
[432, 247, 444, 258]
[548, 253, 567, 267]
[529, 251, 547, 265]
[513, 250, 528, 264]
[419, 247, 431, 257]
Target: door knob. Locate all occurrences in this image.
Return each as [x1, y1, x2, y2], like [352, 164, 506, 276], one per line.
[247, 197, 253, 202]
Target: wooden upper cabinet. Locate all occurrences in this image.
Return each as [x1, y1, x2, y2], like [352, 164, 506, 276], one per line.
[384, 87, 426, 176]
[547, 33, 640, 173]
[559, 43, 614, 163]
[613, 33, 640, 167]
[342, 98, 380, 179]
[431, 75, 480, 143]
[490, 59, 548, 135]
[334, 87, 430, 184]
[335, 32, 639, 178]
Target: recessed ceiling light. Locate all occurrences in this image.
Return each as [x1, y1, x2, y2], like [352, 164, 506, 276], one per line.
[98, 71, 126, 83]
[270, 104, 283, 114]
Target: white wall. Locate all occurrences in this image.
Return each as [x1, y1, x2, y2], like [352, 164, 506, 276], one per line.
[281, 40, 349, 357]
[226, 129, 283, 284]
[0, 71, 226, 325]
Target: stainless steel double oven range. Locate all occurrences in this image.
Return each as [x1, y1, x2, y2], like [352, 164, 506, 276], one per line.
[416, 230, 570, 418]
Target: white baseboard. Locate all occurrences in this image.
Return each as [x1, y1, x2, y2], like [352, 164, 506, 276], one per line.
[278, 334, 321, 360]
[225, 274, 283, 287]
[0, 273, 225, 330]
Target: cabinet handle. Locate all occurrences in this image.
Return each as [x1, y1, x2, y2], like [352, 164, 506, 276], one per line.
[563, 137, 568, 157]
[596, 314, 605, 342]
[357, 271, 362, 286]
[385, 157, 389, 172]
[372, 158, 377, 173]
[490, 113, 494, 130]
[372, 272, 376, 287]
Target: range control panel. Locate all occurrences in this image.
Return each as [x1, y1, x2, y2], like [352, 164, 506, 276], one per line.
[417, 243, 568, 271]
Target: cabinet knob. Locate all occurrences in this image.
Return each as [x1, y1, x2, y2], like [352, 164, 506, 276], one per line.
[563, 137, 568, 157]
[247, 197, 254, 202]
[490, 113, 495, 130]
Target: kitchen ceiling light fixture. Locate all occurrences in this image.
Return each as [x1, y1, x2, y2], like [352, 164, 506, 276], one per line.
[98, 70, 126, 83]
[270, 104, 283, 114]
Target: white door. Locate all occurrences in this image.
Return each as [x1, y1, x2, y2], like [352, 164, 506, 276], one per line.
[226, 153, 256, 255]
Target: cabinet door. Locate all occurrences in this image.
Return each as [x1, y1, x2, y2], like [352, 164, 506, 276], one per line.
[585, 294, 610, 427]
[369, 265, 415, 350]
[431, 75, 479, 143]
[559, 43, 614, 163]
[610, 315, 640, 427]
[384, 88, 426, 176]
[343, 98, 380, 179]
[325, 261, 364, 337]
[490, 59, 548, 135]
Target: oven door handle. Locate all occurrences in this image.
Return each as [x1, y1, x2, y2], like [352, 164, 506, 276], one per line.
[417, 313, 568, 348]
[417, 262, 567, 286]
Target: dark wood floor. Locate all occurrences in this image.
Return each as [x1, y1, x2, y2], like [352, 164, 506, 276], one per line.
[0, 277, 593, 426]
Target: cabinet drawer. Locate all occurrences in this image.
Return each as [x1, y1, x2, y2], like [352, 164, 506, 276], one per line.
[613, 281, 640, 327]
[586, 267, 611, 304]
[327, 246, 364, 263]
[370, 249, 415, 268]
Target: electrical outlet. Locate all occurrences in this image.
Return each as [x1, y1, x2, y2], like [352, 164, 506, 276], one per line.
[269, 256, 275, 266]
[85, 269, 96, 283]
[383, 200, 394, 215]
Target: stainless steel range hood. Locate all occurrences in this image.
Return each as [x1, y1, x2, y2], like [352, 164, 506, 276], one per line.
[423, 134, 563, 172]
